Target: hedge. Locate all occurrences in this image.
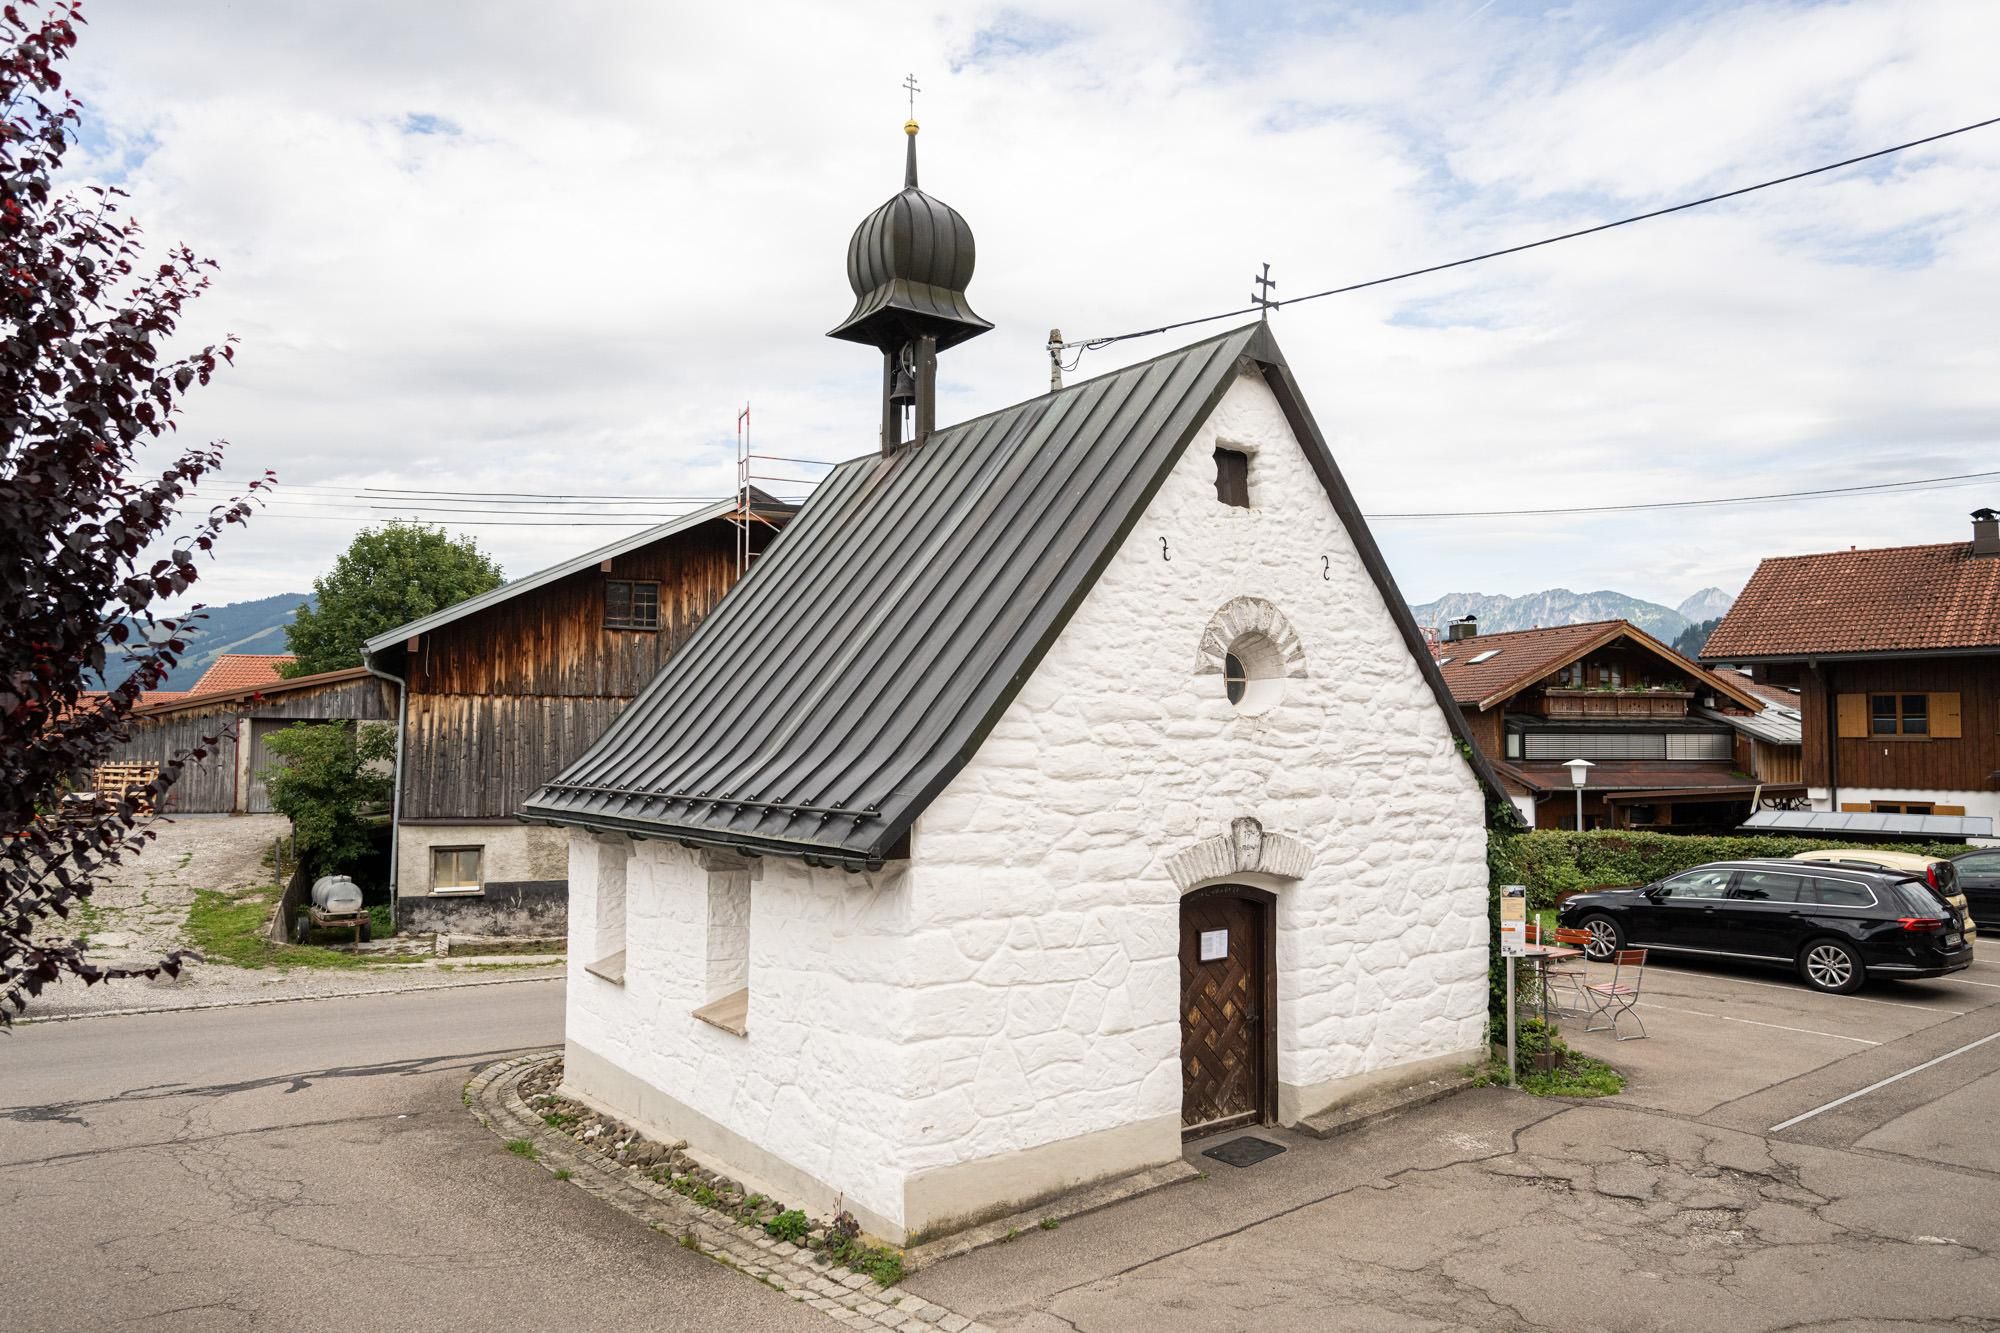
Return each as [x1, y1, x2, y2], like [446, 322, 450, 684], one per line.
[1491, 829, 1971, 910]
[1482, 829, 1972, 1028]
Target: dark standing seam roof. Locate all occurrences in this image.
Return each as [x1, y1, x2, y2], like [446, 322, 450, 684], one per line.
[521, 323, 1514, 867]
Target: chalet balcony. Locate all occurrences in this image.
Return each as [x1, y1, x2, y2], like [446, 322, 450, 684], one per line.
[1526, 688, 1694, 721]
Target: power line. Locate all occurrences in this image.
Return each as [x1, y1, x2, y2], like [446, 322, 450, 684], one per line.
[1063, 113, 2000, 354]
[1368, 467, 2000, 520]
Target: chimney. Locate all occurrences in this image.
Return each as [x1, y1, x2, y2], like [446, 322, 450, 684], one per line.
[1974, 508, 2000, 558]
[1447, 615, 1478, 642]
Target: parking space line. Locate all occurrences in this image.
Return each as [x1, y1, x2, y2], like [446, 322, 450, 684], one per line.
[1641, 1003, 1880, 1046]
[1648, 968, 1964, 1015]
[1942, 977, 2000, 990]
[1769, 1031, 2000, 1132]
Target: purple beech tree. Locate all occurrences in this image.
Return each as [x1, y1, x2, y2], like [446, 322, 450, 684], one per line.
[1, 0, 266, 1022]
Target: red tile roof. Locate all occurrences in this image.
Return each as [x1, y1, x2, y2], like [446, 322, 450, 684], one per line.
[1431, 620, 1764, 713]
[1431, 622, 1623, 707]
[189, 653, 296, 694]
[1501, 760, 1779, 796]
[1703, 541, 2000, 659]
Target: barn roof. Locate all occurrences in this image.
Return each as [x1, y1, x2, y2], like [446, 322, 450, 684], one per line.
[362, 489, 795, 657]
[128, 666, 377, 717]
[189, 653, 296, 694]
[1701, 540, 2000, 661]
[521, 323, 1511, 868]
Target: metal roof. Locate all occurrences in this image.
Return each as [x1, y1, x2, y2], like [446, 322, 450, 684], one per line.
[1740, 809, 1995, 839]
[1696, 704, 1802, 747]
[361, 491, 789, 657]
[522, 322, 1513, 867]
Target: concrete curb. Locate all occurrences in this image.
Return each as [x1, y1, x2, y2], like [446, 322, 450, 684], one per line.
[16, 968, 563, 1025]
[1295, 1071, 1479, 1140]
[467, 1052, 1000, 1333]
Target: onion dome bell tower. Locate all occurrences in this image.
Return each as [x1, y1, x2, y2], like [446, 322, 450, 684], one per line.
[828, 119, 991, 453]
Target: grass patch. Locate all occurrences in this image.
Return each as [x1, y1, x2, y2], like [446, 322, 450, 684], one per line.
[505, 1139, 538, 1159]
[1520, 1053, 1623, 1098]
[368, 902, 396, 940]
[553, 1167, 573, 1181]
[185, 886, 418, 971]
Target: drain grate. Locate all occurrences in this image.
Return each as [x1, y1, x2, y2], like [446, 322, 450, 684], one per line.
[1202, 1135, 1286, 1169]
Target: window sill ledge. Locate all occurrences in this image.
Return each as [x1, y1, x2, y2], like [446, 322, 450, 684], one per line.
[430, 886, 486, 896]
[584, 950, 627, 986]
[692, 987, 748, 1037]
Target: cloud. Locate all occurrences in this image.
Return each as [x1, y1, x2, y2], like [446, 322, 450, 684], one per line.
[66, 0, 2000, 611]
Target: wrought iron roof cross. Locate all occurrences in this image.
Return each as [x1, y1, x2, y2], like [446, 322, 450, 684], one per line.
[1252, 262, 1278, 319]
[903, 73, 921, 120]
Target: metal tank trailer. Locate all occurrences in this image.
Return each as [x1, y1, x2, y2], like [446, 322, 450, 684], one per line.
[296, 873, 371, 944]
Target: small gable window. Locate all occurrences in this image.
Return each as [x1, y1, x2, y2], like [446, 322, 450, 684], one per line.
[1214, 448, 1249, 508]
[605, 579, 661, 631]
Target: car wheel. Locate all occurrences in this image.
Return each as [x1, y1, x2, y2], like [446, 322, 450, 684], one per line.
[1798, 938, 1864, 995]
[1580, 915, 1621, 961]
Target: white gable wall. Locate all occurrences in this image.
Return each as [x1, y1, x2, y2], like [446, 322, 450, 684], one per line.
[899, 366, 1489, 1227]
[559, 365, 1490, 1244]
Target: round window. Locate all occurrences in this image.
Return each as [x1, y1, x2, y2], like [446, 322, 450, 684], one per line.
[1222, 633, 1285, 713]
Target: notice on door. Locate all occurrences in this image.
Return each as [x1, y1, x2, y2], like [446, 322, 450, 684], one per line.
[1199, 929, 1229, 962]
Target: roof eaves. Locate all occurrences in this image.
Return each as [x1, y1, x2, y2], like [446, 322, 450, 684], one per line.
[361, 495, 751, 657]
[130, 665, 375, 717]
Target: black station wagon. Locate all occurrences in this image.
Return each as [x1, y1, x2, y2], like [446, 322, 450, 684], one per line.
[1556, 859, 1973, 995]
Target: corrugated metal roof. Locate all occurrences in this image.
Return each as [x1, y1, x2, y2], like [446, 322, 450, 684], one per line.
[361, 491, 791, 656]
[522, 322, 1512, 866]
[1741, 809, 1995, 839]
[1697, 704, 1802, 746]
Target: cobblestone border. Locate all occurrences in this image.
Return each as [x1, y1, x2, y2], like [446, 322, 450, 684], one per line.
[468, 1052, 997, 1333]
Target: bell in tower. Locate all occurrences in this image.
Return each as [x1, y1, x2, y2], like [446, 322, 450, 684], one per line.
[828, 114, 992, 453]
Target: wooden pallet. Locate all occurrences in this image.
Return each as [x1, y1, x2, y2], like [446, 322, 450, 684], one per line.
[91, 761, 160, 811]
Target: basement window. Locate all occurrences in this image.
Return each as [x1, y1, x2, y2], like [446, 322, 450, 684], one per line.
[1214, 448, 1250, 508]
[431, 846, 483, 895]
[605, 579, 661, 631]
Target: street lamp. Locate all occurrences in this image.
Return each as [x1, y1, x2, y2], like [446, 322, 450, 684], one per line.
[1563, 758, 1594, 832]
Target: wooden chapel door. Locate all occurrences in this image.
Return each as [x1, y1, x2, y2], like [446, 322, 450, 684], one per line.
[1179, 887, 1272, 1137]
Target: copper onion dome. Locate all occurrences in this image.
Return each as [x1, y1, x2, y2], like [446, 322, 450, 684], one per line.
[828, 122, 992, 353]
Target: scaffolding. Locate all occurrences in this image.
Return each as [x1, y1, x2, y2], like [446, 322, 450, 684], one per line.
[730, 404, 831, 573]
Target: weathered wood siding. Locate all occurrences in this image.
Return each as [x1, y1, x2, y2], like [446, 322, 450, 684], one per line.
[100, 675, 393, 814]
[1802, 657, 1999, 790]
[400, 520, 763, 822]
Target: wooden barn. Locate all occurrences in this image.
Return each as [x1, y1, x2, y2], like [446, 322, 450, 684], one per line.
[99, 667, 395, 814]
[362, 491, 793, 935]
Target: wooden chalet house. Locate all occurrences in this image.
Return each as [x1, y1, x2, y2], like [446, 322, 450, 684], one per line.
[1433, 617, 1799, 830]
[362, 491, 794, 935]
[1700, 511, 2000, 842]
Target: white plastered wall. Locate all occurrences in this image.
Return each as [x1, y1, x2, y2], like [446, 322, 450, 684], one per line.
[560, 367, 1491, 1241]
[900, 366, 1490, 1220]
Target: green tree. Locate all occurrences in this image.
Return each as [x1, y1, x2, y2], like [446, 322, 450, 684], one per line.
[260, 722, 394, 875]
[283, 522, 503, 675]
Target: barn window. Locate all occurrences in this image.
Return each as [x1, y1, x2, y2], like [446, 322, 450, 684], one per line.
[1214, 448, 1250, 508]
[605, 579, 661, 630]
[431, 846, 483, 893]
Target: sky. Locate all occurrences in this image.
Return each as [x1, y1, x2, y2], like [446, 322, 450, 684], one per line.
[64, 0, 2000, 613]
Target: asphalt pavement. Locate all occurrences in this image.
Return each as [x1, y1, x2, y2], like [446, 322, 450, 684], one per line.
[0, 978, 822, 1333]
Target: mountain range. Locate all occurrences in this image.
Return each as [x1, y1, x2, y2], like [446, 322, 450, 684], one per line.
[1407, 586, 1735, 644]
[99, 592, 312, 691]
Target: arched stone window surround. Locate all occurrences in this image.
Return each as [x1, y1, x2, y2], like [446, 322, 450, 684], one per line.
[1195, 597, 1306, 715]
[1167, 817, 1312, 894]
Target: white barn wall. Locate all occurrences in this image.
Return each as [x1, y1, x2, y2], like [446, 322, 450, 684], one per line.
[900, 368, 1490, 1223]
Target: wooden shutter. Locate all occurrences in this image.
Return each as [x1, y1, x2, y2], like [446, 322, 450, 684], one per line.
[1835, 693, 1868, 738]
[1839, 802, 1870, 812]
[1930, 692, 1962, 739]
[1936, 805, 1967, 816]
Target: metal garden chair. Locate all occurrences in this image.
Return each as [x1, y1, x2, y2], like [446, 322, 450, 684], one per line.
[1583, 949, 1648, 1040]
